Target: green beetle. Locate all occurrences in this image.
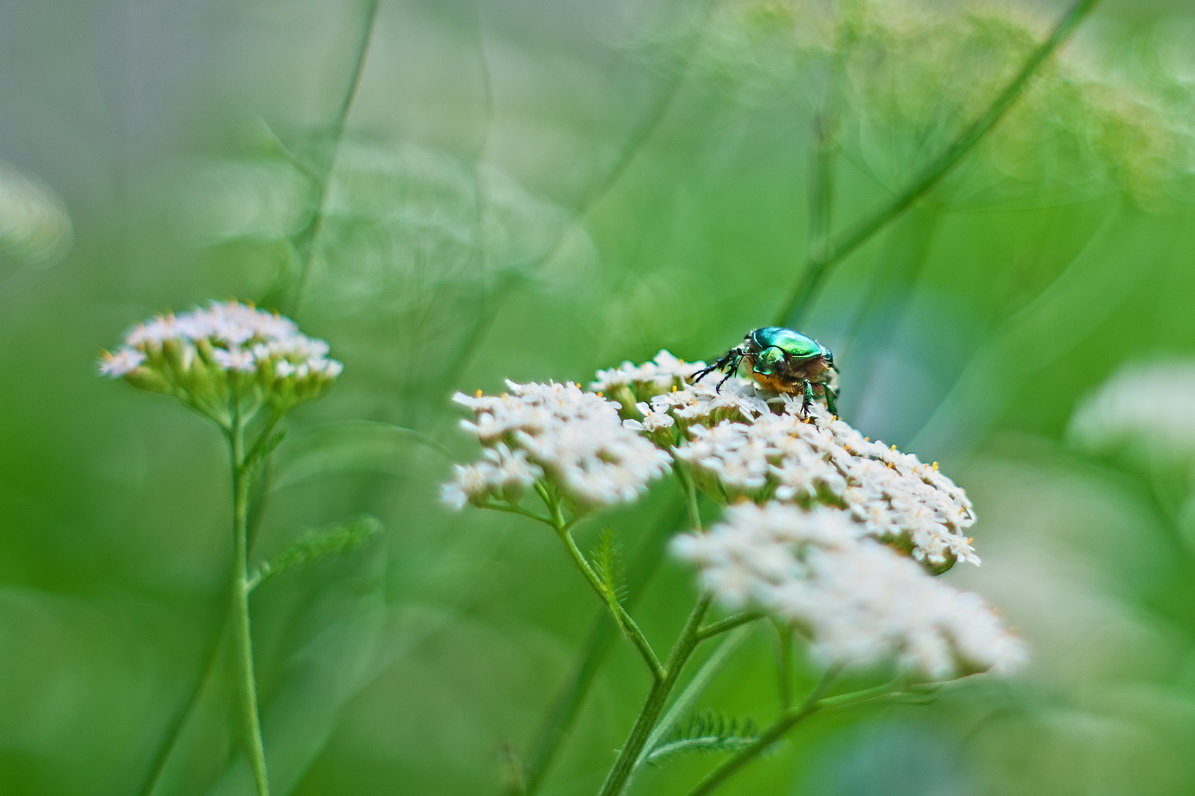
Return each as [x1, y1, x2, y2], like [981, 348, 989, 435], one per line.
[693, 327, 839, 415]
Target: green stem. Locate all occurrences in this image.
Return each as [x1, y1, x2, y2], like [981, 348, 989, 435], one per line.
[555, 526, 665, 681]
[597, 594, 713, 796]
[136, 416, 283, 794]
[241, 410, 285, 472]
[532, 483, 664, 681]
[688, 672, 837, 796]
[695, 611, 763, 641]
[689, 675, 909, 795]
[638, 625, 753, 768]
[774, 0, 1101, 327]
[673, 460, 701, 530]
[517, 501, 684, 796]
[771, 619, 794, 712]
[228, 424, 271, 795]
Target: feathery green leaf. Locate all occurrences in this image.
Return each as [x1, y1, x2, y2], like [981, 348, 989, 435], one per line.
[248, 516, 382, 591]
[644, 710, 759, 767]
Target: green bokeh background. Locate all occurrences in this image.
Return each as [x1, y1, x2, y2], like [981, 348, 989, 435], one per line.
[4, 0, 1195, 793]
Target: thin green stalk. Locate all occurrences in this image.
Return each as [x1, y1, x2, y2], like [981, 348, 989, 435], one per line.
[588, 464, 720, 793]
[228, 424, 270, 795]
[775, 0, 1101, 327]
[136, 417, 280, 795]
[286, 0, 380, 314]
[555, 527, 665, 681]
[638, 625, 753, 767]
[532, 484, 664, 681]
[517, 501, 684, 796]
[688, 671, 837, 796]
[688, 675, 909, 795]
[673, 461, 701, 531]
[695, 611, 763, 642]
[598, 594, 713, 796]
[771, 619, 794, 712]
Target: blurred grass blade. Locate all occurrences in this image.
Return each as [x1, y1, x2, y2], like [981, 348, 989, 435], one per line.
[271, 420, 451, 491]
[277, 0, 380, 314]
[776, 0, 1102, 326]
[212, 532, 389, 795]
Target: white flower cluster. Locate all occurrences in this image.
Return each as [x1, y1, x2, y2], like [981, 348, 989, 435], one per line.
[673, 504, 1025, 681]
[99, 300, 342, 421]
[1069, 359, 1195, 460]
[444, 380, 672, 510]
[591, 350, 707, 410]
[678, 405, 976, 570]
[622, 374, 976, 571]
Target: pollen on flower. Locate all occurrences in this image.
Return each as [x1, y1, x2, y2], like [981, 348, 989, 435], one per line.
[99, 300, 341, 422]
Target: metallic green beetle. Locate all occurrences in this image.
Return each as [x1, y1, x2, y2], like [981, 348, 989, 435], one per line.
[693, 327, 839, 416]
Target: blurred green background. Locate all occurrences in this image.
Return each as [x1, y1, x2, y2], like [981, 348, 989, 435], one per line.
[4, 0, 1195, 793]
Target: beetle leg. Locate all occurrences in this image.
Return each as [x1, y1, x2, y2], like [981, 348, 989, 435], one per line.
[823, 383, 839, 416]
[692, 348, 738, 384]
[713, 351, 743, 392]
[801, 380, 814, 417]
[694, 348, 744, 392]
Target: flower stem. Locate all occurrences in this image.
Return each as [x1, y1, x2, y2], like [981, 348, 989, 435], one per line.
[556, 526, 665, 681]
[771, 619, 795, 712]
[688, 674, 908, 795]
[695, 611, 763, 641]
[597, 594, 712, 796]
[533, 483, 664, 681]
[229, 424, 270, 795]
[687, 671, 836, 796]
[774, 0, 1101, 327]
[517, 502, 684, 796]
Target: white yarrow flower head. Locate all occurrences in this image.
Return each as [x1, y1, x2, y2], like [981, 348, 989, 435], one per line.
[633, 388, 975, 572]
[99, 300, 342, 425]
[446, 380, 671, 512]
[591, 350, 708, 412]
[672, 504, 1025, 681]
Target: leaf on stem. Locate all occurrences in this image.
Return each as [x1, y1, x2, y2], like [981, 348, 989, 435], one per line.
[248, 516, 382, 591]
[643, 710, 760, 767]
[242, 428, 287, 476]
[591, 527, 628, 608]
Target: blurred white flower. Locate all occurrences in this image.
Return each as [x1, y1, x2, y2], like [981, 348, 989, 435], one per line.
[673, 503, 1024, 680]
[0, 160, 72, 268]
[441, 443, 545, 509]
[99, 300, 341, 423]
[1069, 360, 1195, 461]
